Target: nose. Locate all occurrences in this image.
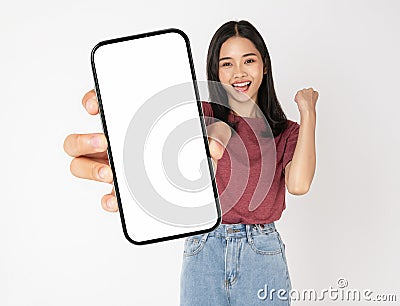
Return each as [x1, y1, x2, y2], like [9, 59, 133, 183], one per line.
[233, 63, 247, 78]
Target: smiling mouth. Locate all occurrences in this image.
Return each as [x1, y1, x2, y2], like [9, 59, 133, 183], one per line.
[232, 81, 251, 93]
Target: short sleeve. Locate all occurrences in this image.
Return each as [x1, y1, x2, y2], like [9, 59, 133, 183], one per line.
[201, 101, 215, 126]
[282, 121, 300, 174]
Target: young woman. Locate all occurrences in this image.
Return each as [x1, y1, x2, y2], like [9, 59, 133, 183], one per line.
[64, 20, 318, 306]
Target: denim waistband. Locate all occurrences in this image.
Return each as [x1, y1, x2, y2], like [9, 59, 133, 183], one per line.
[201, 222, 276, 240]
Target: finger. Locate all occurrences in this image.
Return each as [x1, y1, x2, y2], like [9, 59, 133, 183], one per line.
[90, 157, 110, 165]
[101, 189, 119, 212]
[64, 133, 108, 157]
[82, 89, 99, 115]
[208, 138, 225, 160]
[70, 156, 113, 183]
[206, 121, 232, 159]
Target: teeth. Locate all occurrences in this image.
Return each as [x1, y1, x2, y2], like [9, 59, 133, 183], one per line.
[232, 81, 250, 87]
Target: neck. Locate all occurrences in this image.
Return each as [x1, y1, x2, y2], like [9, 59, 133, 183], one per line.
[228, 98, 263, 118]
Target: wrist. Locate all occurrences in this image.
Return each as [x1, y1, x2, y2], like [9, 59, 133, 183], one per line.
[299, 109, 316, 117]
[299, 109, 316, 127]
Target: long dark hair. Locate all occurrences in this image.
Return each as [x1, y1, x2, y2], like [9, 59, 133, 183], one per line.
[206, 20, 288, 137]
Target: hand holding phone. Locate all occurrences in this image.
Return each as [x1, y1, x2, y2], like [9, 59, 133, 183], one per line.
[64, 90, 232, 213]
[90, 29, 222, 244]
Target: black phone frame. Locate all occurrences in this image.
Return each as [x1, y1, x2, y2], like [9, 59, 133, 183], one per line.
[91, 28, 221, 245]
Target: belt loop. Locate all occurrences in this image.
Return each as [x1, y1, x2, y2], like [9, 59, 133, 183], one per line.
[201, 232, 209, 242]
[245, 224, 253, 243]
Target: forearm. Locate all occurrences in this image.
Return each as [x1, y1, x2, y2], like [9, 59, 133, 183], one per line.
[287, 110, 317, 194]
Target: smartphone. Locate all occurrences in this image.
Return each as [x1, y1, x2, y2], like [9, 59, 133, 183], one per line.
[91, 28, 221, 245]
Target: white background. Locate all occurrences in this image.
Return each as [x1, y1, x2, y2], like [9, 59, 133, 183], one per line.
[2, 0, 399, 305]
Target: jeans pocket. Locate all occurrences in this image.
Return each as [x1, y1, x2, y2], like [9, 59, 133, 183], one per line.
[183, 234, 207, 257]
[248, 231, 282, 255]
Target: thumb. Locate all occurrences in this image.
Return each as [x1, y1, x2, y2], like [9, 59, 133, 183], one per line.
[206, 121, 232, 160]
[208, 137, 225, 161]
[206, 120, 232, 176]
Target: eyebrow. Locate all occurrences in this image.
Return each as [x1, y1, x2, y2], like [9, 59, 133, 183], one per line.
[219, 53, 257, 62]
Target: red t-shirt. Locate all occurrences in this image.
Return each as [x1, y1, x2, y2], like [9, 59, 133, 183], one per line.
[201, 101, 300, 224]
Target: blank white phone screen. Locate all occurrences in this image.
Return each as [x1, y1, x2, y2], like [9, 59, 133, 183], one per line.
[92, 30, 220, 244]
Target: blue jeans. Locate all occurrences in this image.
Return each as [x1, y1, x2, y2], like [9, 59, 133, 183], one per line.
[180, 222, 292, 305]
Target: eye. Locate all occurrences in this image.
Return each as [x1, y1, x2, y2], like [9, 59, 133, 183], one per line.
[245, 58, 256, 64]
[221, 62, 232, 67]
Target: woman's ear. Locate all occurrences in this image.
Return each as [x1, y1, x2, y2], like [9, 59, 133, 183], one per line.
[263, 66, 267, 74]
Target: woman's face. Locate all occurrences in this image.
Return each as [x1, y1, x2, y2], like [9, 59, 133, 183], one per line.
[218, 36, 266, 106]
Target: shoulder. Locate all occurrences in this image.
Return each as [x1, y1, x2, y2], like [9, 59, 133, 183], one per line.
[201, 101, 214, 117]
[200, 101, 215, 126]
[276, 119, 299, 140]
[274, 119, 300, 149]
[285, 119, 300, 136]
[287, 119, 300, 128]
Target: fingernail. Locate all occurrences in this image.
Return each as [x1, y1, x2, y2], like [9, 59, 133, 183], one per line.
[90, 135, 103, 148]
[98, 166, 109, 180]
[106, 198, 116, 210]
[86, 98, 97, 111]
